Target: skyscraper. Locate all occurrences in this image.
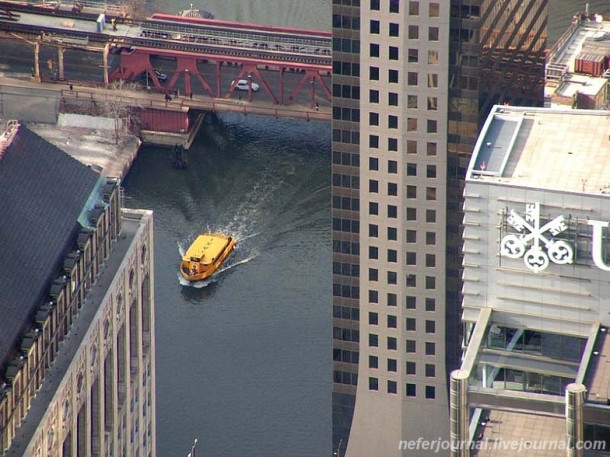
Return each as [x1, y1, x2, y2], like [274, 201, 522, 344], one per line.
[331, 1, 547, 455]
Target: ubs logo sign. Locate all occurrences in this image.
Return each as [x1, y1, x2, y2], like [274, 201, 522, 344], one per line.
[501, 202, 573, 272]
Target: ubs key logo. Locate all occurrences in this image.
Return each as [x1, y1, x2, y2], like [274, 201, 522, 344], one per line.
[501, 202, 573, 272]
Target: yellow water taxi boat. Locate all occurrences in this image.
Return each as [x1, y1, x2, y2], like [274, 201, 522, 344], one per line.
[180, 233, 236, 281]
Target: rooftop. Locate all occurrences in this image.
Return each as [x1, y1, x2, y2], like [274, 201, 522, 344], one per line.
[466, 106, 610, 195]
[0, 124, 101, 365]
[473, 410, 565, 457]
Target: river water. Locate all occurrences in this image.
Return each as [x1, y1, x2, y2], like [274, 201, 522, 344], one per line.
[121, 2, 609, 457]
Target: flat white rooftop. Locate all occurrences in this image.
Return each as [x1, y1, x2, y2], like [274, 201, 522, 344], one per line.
[467, 106, 610, 195]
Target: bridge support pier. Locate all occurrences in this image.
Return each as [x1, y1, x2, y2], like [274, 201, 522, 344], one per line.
[103, 43, 109, 86]
[33, 42, 41, 82]
[57, 47, 65, 81]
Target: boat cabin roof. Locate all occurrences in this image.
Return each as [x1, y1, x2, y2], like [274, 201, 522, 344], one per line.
[183, 234, 231, 265]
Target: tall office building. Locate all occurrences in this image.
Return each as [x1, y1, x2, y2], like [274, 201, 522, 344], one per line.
[331, 1, 547, 455]
[451, 104, 610, 457]
[0, 122, 156, 457]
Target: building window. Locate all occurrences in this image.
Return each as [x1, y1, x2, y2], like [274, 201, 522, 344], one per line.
[369, 245, 378, 258]
[407, 72, 418, 86]
[407, 140, 417, 154]
[370, 20, 380, 34]
[407, 95, 418, 109]
[388, 115, 398, 129]
[407, 118, 417, 132]
[408, 48, 418, 63]
[370, 0, 380, 10]
[369, 312, 379, 325]
[370, 43, 379, 57]
[369, 112, 379, 126]
[426, 187, 436, 201]
[406, 296, 416, 309]
[425, 320, 436, 333]
[427, 97, 438, 111]
[406, 230, 416, 243]
[387, 292, 397, 306]
[426, 232, 436, 245]
[369, 334, 379, 347]
[369, 268, 378, 282]
[407, 163, 417, 176]
[388, 138, 398, 151]
[387, 227, 397, 240]
[425, 276, 436, 290]
[369, 290, 379, 303]
[389, 46, 399, 60]
[427, 142, 437, 156]
[369, 179, 378, 193]
[387, 249, 397, 263]
[387, 271, 397, 284]
[408, 1, 419, 15]
[406, 361, 416, 375]
[406, 252, 416, 265]
[369, 355, 379, 368]
[425, 342, 435, 355]
[369, 157, 379, 170]
[387, 205, 397, 218]
[388, 380, 398, 394]
[369, 202, 379, 216]
[426, 210, 436, 223]
[406, 340, 416, 353]
[428, 50, 439, 64]
[428, 27, 439, 41]
[389, 69, 398, 83]
[389, 92, 398, 105]
[408, 25, 419, 39]
[425, 364, 436, 377]
[427, 164, 437, 178]
[370, 135, 379, 148]
[427, 119, 438, 133]
[425, 298, 436, 311]
[429, 2, 440, 17]
[369, 224, 378, 237]
[428, 73, 438, 88]
[369, 377, 379, 391]
[426, 386, 436, 399]
[406, 383, 416, 397]
[407, 274, 416, 287]
[387, 315, 397, 328]
[370, 66, 379, 81]
[406, 207, 416, 220]
[389, 23, 399, 37]
[388, 182, 397, 196]
[370, 89, 379, 103]
[387, 337, 397, 350]
[388, 358, 397, 372]
[390, 0, 399, 13]
[406, 185, 417, 198]
[426, 254, 436, 267]
[388, 160, 398, 174]
[406, 318, 416, 331]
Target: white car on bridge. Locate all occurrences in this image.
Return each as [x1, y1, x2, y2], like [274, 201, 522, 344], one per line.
[232, 79, 260, 92]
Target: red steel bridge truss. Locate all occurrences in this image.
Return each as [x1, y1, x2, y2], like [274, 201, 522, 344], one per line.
[109, 47, 331, 108]
[108, 13, 332, 108]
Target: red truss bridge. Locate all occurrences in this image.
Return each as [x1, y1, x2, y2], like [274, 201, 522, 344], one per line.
[0, 2, 332, 112]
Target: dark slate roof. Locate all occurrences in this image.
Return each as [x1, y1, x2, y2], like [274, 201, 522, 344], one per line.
[0, 125, 101, 367]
